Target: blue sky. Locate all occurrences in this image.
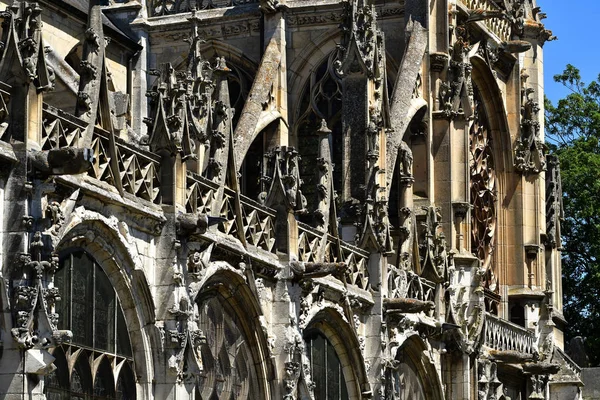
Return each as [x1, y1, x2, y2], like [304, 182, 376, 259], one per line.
[538, 0, 600, 104]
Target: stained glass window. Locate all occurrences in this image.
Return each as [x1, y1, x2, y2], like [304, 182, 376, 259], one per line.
[296, 52, 344, 212]
[45, 251, 136, 399]
[196, 295, 258, 399]
[389, 352, 427, 400]
[305, 331, 349, 400]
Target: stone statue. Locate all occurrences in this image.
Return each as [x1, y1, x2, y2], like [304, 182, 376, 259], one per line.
[399, 140, 413, 178]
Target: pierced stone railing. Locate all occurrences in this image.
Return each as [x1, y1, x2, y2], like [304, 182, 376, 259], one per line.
[406, 273, 436, 303]
[459, 0, 511, 42]
[339, 241, 370, 289]
[89, 129, 162, 203]
[297, 223, 370, 289]
[483, 313, 536, 355]
[217, 186, 277, 254]
[556, 347, 582, 379]
[148, 0, 258, 16]
[186, 172, 218, 214]
[42, 105, 162, 204]
[240, 194, 277, 254]
[41, 105, 85, 150]
[297, 223, 330, 264]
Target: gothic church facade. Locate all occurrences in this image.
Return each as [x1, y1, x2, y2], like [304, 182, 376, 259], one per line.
[0, 0, 583, 398]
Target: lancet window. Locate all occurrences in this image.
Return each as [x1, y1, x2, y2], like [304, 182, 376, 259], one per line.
[469, 87, 498, 311]
[304, 331, 349, 400]
[45, 251, 136, 399]
[195, 294, 259, 399]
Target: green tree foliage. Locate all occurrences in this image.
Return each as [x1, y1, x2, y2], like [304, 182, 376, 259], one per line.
[545, 64, 600, 366]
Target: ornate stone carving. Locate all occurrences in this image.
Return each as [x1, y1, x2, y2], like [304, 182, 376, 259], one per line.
[545, 155, 563, 248]
[148, 0, 259, 16]
[264, 146, 307, 214]
[419, 206, 448, 283]
[398, 140, 413, 180]
[470, 89, 497, 291]
[477, 359, 505, 400]
[435, 25, 476, 119]
[515, 70, 546, 174]
[0, 1, 54, 91]
[11, 230, 72, 349]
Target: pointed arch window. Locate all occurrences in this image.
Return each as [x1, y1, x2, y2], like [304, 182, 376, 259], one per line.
[304, 331, 349, 400]
[45, 251, 136, 399]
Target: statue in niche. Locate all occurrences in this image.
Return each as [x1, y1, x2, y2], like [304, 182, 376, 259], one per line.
[399, 140, 413, 179]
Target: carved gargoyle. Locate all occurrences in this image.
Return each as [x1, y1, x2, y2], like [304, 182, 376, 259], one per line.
[30, 147, 94, 176]
[289, 260, 347, 280]
[176, 213, 226, 236]
[383, 297, 435, 314]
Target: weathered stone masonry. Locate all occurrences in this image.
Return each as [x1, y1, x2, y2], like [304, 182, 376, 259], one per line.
[0, 0, 583, 398]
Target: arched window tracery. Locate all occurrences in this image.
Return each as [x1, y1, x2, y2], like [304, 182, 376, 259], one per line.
[45, 251, 136, 400]
[469, 86, 499, 313]
[388, 349, 427, 400]
[196, 293, 260, 399]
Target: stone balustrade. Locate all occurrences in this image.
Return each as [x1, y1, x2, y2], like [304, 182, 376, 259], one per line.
[459, 0, 511, 42]
[297, 222, 370, 289]
[406, 273, 436, 304]
[483, 312, 536, 355]
[42, 105, 162, 204]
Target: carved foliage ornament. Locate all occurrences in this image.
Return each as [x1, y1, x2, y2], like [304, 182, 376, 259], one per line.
[515, 70, 546, 174]
[436, 25, 475, 119]
[263, 146, 307, 213]
[11, 231, 72, 349]
[418, 206, 448, 283]
[469, 89, 497, 291]
[545, 155, 562, 248]
[337, 0, 383, 78]
[0, 1, 54, 90]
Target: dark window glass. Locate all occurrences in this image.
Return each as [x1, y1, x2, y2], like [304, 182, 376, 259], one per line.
[94, 264, 116, 352]
[116, 363, 136, 400]
[305, 332, 349, 400]
[46, 251, 136, 400]
[510, 303, 526, 327]
[94, 359, 115, 398]
[72, 252, 93, 346]
[196, 295, 258, 399]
